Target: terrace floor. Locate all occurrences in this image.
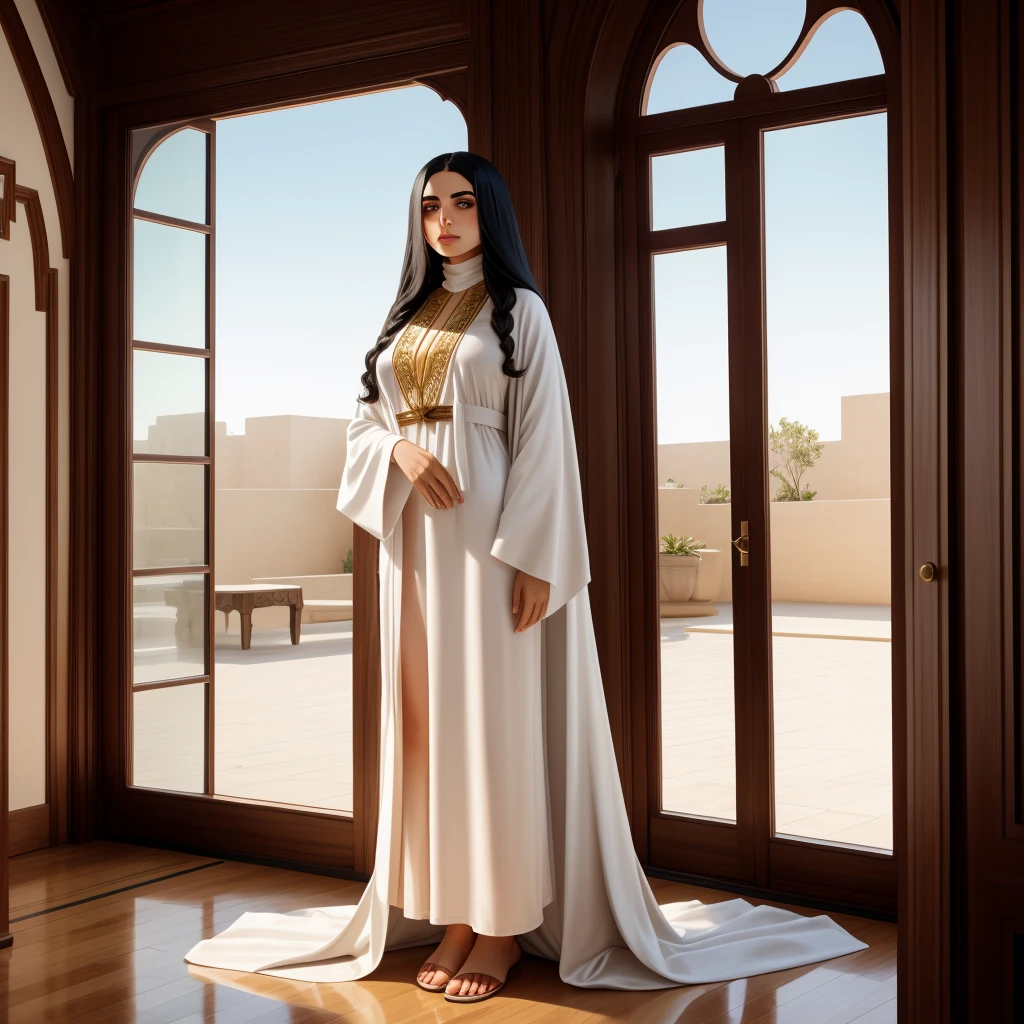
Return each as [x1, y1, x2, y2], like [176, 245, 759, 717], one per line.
[132, 603, 892, 852]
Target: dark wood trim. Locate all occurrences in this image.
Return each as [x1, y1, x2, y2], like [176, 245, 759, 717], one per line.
[107, 787, 355, 874]
[14, 187, 51, 312]
[0, 274, 9, 945]
[102, 38, 472, 125]
[45, 266, 61, 856]
[9, 802, 50, 856]
[132, 340, 210, 358]
[0, 155, 14, 241]
[633, 75, 888, 138]
[131, 564, 209, 577]
[131, 453, 211, 465]
[899, 0, 952, 1019]
[95, 10, 471, 107]
[131, 209, 210, 233]
[645, 223, 728, 253]
[0, 0, 74, 258]
[132, 675, 210, 692]
[351, 524, 381, 876]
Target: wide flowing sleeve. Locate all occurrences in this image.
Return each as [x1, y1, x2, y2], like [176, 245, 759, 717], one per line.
[489, 288, 591, 617]
[336, 395, 414, 542]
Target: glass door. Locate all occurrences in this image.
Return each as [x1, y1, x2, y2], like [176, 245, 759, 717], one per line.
[636, 2, 896, 911]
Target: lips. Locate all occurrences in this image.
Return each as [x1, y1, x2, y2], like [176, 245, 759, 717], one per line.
[439, 234, 459, 242]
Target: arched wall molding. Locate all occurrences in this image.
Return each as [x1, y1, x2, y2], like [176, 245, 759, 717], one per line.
[0, 0, 74, 258]
[7, 177, 60, 859]
[14, 184, 51, 311]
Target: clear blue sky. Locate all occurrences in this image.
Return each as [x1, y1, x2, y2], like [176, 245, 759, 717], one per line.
[133, 5, 889, 447]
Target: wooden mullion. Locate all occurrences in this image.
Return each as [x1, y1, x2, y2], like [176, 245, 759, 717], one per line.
[132, 340, 210, 357]
[730, 115, 771, 888]
[644, 222, 728, 254]
[132, 564, 209, 577]
[132, 208, 211, 233]
[132, 453, 211, 465]
[133, 675, 211, 692]
[632, 76, 887, 140]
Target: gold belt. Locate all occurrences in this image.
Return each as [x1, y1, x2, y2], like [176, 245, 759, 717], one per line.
[396, 404, 453, 426]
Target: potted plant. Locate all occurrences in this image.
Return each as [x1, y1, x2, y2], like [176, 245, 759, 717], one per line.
[659, 534, 706, 603]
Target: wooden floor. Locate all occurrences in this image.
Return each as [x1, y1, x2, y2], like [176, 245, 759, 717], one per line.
[2, 841, 896, 1023]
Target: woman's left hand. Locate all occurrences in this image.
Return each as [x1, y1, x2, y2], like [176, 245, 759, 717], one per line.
[512, 571, 550, 632]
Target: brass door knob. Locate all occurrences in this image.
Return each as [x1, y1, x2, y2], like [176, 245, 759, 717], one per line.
[919, 561, 937, 582]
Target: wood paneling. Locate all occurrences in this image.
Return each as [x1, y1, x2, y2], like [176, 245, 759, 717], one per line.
[898, 2, 951, 1019]
[952, 0, 1024, 1018]
[93, 0, 469, 105]
[8, 804, 50, 857]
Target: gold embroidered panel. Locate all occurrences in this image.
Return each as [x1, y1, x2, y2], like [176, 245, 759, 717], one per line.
[391, 280, 489, 421]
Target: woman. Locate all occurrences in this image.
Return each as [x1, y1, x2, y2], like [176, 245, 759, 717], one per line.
[184, 152, 868, 1002]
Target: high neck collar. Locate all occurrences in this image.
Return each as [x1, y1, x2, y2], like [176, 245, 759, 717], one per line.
[441, 252, 484, 292]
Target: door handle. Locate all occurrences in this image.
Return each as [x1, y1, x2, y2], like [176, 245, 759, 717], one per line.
[732, 520, 749, 567]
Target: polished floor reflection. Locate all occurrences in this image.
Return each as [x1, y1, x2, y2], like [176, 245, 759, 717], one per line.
[4, 840, 895, 1022]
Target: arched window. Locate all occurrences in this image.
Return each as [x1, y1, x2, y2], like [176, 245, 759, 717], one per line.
[629, 0, 898, 912]
[128, 90, 467, 839]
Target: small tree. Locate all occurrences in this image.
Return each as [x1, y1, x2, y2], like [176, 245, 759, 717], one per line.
[769, 417, 824, 501]
[343, 547, 354, 573]
[699, 483, 731, 504]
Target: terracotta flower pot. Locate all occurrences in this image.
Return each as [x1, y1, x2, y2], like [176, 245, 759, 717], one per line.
[659, 553, 701, 602]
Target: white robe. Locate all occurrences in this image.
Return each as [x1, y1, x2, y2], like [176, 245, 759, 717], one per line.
[183, 254, 869, 987]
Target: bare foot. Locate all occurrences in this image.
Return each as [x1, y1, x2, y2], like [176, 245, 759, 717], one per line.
[417, 923, 476, 989]
[445, 934, 521, 998]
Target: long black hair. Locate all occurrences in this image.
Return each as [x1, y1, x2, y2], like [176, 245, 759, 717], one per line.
[358, 151, 542, 403]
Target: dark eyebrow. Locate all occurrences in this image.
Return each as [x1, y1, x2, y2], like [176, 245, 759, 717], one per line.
[421, 190, 476, 201]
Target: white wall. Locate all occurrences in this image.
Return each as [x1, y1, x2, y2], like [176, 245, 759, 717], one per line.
[0, 12, 72, 813]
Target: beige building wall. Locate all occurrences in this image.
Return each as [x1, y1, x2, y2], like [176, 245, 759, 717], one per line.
[657, 488, 891, 605]
[1, 14, 74, 813]
[658, 392, 890, 501]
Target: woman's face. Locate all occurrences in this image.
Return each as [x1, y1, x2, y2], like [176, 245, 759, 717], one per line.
[421, 170, 483, 263]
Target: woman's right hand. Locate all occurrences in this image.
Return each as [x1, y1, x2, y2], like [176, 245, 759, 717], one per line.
[392, 439, 464, 510]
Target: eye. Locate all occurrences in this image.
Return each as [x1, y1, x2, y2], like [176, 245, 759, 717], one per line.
[421, 202, 439, 214]
[456, 200, 474, 209]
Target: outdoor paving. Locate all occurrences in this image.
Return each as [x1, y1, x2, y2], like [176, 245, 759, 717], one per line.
[132, 603, 892, 853]
[661, 602, 893, 851]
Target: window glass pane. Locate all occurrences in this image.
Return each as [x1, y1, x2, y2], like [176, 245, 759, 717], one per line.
[134, 127, 208, 224]
[656, 246, 735, 822]
[133, 573, 206, 684]
[644, 44, 736, 115]
[651, 146, 726, 230]
[133, 219, 207, 349]
[133, 682, 206, 792]
[703, 0, 805, 77]
[133, 350, 207, 456]
[212, 84, 468, 814]
[777, 11, 884, 91]
[764, 113, 892, 852]
[133, 462, 206, 570]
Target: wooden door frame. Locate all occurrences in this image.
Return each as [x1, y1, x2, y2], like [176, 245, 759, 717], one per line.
[0, 273, 10, 947]
[96, 43, 485, 878]
[620, 7, 902, 914]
